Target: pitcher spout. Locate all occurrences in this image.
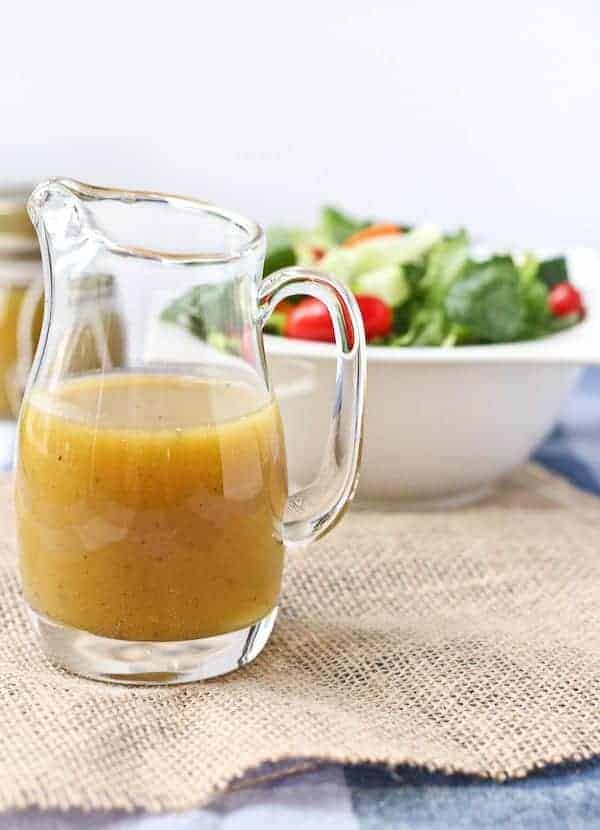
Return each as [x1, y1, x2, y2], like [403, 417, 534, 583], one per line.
[26, 179, 108, 290]
[27, 178, 91, 245]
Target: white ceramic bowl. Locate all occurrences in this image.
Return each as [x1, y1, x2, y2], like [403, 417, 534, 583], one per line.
[266, 249, 600, 506]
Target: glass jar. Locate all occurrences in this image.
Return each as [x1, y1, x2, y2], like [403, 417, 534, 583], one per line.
[0, 186, 44, 419]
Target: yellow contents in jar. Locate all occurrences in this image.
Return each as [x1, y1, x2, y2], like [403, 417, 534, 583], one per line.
[16, 373, 288, 641]
[0, 284, 43, 417]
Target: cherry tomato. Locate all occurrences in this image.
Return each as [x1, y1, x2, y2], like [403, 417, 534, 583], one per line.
[548, 282, 583, 317]
[285, 298, 334, 342]
[356, 295, 393, 340]
[311, 246, 326, 262]
[284, 295, 392, 343]
[274, 300, 294, 315]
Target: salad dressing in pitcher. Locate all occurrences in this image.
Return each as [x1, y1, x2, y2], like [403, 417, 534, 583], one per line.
[17, 373, 287, 640]
[15, 178, 365, 683]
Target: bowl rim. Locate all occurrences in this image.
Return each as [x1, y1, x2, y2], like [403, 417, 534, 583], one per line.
[265, 248, 600, 366]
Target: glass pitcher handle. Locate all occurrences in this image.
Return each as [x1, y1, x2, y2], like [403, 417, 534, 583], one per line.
[258, 266, 367, 547]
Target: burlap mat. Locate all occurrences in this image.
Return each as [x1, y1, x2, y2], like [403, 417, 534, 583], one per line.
[1, 466, 600, 812]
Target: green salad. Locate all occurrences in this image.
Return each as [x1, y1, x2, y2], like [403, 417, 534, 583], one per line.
[264, 207, 584, 346]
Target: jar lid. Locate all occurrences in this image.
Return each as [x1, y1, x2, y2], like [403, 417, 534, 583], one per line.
[0, 184, 39, 258]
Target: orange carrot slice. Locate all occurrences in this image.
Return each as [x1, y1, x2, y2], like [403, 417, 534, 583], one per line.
[343, 223, 401, 247]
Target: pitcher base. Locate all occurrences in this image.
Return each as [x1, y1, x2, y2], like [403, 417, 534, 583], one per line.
[29, 607, 278, 685]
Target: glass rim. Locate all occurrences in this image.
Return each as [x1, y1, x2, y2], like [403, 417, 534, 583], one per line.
[27, 177, 266, 265]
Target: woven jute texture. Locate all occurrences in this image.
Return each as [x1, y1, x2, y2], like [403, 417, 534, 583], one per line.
[1, 466, 600, 812]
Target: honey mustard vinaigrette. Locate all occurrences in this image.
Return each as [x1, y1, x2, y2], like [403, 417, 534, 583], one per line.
[16, 179, 366, 684]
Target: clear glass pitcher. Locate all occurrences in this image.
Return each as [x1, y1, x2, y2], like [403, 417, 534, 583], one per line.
[15, 178, 366, 684]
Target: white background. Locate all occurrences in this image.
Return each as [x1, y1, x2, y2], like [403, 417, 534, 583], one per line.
[1, 0, 598, 247]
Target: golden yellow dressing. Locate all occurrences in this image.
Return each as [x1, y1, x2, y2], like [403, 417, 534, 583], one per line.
[16, 373, 288, 641]
[0, 284, 43, 417]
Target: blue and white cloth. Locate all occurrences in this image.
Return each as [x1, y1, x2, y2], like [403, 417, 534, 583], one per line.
[3, 369, 600, 829]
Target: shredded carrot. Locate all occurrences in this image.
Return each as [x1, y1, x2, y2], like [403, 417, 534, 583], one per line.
[343, 223, 401, 247]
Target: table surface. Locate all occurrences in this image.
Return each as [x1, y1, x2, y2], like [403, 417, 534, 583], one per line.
[3, 368, 600, 830]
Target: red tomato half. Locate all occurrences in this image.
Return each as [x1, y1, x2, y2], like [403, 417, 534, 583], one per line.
[274, 300, 294, 315]
[356, 295, 393, 340]
[548, 282, 583, 317]
[285, 298, 334, 342]
[285, 295, 392, 344]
